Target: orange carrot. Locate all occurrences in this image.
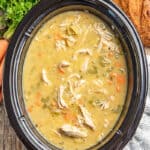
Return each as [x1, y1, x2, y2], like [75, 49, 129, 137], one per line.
[0, 57, 5, 87]
[116, 85, 120, 92]
[54, 32, 63, 40]
[58, 67, 65, 74]
[116, 74, 126, 84]
[64, 110, 77, 122]
[77, 99, 84, 105]
[35, 92, 42, 106]
[0, 40, 8, 103]
[27, 105, 33, 113]
[108, 52, 114, 57]
[36, 92, 41, 99]
[0, 40, 9, 61]
[110, 72, 117, 78]
[0, 89, 2, 103]
[115, 62, 122, 67]
[35, 99, 42, 107]
[107, 80, 113, 85]
[0, 59, 4, 103]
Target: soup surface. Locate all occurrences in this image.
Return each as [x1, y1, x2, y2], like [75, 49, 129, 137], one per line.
[23, 11, 127, 150]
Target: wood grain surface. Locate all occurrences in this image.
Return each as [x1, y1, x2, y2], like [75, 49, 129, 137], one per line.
[0, 48, 149, 150]
[0, 104, 26, 150]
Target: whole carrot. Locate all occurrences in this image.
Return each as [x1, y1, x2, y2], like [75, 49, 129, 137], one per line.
[0, 40, 9, 61]
[0, 57, 5, 87]
[0, 39, 9, 102]
[0, 89, 2, 103]
[0, 56, 5, 102]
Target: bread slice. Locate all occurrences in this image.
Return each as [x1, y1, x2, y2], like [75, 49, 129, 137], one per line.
[120, 0, 129, 14]
[113, 0, 150, 47]
[113, 0, 122, 8]
[128, 0, 143, 30]
[140, 0, 150, 46]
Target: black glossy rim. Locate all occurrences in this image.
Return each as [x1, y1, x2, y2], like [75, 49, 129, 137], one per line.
[3, 0, 148, 150]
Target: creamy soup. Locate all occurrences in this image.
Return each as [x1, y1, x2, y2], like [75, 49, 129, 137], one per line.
[23, 11, 127, 150]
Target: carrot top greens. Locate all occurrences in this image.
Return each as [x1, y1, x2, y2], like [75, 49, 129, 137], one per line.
[0, 0, 40, 39]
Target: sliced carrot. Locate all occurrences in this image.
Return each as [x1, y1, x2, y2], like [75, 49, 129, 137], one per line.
[36, 92, 41, 99]
[116, 74, 126, 84]
[0, 40, 9, 61]
[108, 52, 114, 57]
[58, 68, 65, 74]
[107, 80, 113, 85]
[110, 72, 117, 78]
[116, 85, 121, 92]
[77, 99, 84, 105]
[115, 62, 122, 67]
[35, 99, 42, 107]
[54, 32, 63, 40]
[63, 110, 77, 122]
[27, 106, 33, 113]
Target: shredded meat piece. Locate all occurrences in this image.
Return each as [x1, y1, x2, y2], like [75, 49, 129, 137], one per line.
[79, 105, 95, 130]
[81, 58, 89, 73]
[59, 124, 87, 138]
[58, 60, 70, 72]
[57, 85, 68, 109]
[73, 48, 92, 60]
[41, 69, 51, 85]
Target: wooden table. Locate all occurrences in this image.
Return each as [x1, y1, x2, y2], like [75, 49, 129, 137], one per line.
[0, 48, 149, 150]
[0, 104, 26, 150]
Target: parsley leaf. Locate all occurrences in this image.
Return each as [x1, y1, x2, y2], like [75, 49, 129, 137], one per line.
[0, 0, 40, 39]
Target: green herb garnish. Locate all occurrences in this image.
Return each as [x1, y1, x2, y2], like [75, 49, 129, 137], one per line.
[41, 97, 50, 104]
[0, 0, 40, 39]
[111, 105, 123, 113]
[87, 65, 98, 74]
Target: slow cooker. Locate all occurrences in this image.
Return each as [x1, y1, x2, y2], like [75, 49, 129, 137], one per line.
[3, 0, 148, 149]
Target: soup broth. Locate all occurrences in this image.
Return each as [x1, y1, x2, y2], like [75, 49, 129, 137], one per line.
[23, 11, 127, 150]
